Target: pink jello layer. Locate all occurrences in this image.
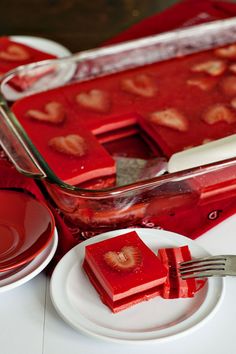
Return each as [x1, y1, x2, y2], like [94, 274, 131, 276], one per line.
[83, 259, 162, 313]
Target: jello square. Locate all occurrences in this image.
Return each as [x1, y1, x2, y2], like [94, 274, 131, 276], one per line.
[83, 231, 167, 312]
[12, 90, 115, 186]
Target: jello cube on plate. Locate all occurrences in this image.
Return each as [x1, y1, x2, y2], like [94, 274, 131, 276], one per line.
[158, 245, 199, 299]
[83, 231, 167, 313]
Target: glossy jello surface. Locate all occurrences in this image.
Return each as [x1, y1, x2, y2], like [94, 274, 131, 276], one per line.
[83, 231, 167, 302]
[12, 42, 236, 188]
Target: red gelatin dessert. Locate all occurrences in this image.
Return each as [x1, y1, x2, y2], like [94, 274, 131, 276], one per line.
[12, 42, 236, 190]
[83, 231, 168, 313]
[158, 245, 205, 299]
[12, 89, 116, 186]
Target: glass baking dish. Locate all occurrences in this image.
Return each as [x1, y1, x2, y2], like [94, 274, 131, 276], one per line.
[1, 17, 236, 241]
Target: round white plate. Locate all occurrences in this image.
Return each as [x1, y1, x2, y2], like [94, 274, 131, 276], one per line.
[0, 228, 58, 292]
[50, 228, 224, 342]
[10, 35, 71, 57]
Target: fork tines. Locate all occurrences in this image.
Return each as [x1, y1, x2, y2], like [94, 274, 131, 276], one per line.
[179, 255, 227, 279]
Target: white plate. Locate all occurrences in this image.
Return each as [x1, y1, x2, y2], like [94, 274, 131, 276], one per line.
[0, 228, 58, 292]
[10, 35, 71, 57]
[50, 228, 224, 342]
[2, 36, 74, 101]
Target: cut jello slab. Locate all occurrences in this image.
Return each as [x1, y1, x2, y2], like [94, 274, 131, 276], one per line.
[83, 231, 167, 312]
[11, 42, 236, 190]
[12, 89, 115, 186]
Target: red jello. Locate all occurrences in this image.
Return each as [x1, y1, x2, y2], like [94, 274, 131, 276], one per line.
[12, 42, 236, 189]
[83, 231, 167, 313]
[12, 89, 115, 186]
[0, 37, 57, 74]
[158, 245, 204, 299]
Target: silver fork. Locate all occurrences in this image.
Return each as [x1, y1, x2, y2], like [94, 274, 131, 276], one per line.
[179, 255, 236, 279]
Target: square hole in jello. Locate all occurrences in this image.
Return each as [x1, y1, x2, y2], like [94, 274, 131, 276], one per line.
[83, 231, 167, 312]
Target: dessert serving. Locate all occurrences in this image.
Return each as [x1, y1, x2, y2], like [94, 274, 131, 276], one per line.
[83, 230, 203, 313]
[83, 231, 167, 312]
[1, 18, 236, 240]
[11, 40, 236, 189]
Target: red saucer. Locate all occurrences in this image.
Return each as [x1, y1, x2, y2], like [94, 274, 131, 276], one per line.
[0, 190, 55, 272]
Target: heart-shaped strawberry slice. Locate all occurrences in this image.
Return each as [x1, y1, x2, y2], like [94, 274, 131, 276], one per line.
[187, 77, 217, 91]
[120, 74, 157, 97]
[191, 60, 226, 76]
[48, 134, 87, 157]
[27, 101, 66, 124]
[215, 44, 236, 59]
[149, 108, 189, 132]
[0, 44, 30, 61]
[202, 104, 236, 125]
[103, 246, 142, 272]
[76, 89, 111, 113]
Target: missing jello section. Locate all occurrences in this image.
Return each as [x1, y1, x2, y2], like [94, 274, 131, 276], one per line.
[12, 87, 166, 188]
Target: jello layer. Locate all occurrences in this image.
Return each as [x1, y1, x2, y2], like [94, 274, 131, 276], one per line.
[86, 254, 165, 301]
[84, 231, 167, 301]
[158, 245, 198, 299]
[12, 89, 115, 186]
[83, 259, 162, 313]
[12, 42, 236, 189]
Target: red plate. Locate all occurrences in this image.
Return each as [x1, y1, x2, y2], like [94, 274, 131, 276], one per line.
[0, 190, 55, 272]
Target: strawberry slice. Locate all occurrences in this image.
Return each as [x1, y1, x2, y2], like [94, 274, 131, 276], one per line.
[120, 73, 157, 97]
[103, 246, 142, 272]
[0, 44, 30, 61]
[149, 108, 189, 132]
[214, 44, 236, 59]
[76, 89, 111, 113]
[27, 101, 66, 124]
[220, 76, 236, 96]
[203, 104, 236, 125]
[187, 76, 217, 91]
[48, 134, 87, 157]
[191, 60, 226, 76]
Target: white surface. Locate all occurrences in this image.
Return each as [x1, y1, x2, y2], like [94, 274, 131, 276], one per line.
[1, 216, 236, 353]
[50, 229, 224, 342]
[168, 134, 236, 172]
[0, 228, 58, 292]
[10, 35, 71, 57]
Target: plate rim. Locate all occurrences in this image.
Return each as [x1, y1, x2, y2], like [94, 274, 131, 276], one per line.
[10, 35, 71, 57]
[50, 228, 224, 343]
[0, 190, 56, 272]
[0, 227, 58, 292]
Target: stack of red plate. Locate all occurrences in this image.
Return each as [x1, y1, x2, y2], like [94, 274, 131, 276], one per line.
[0, 190, 57, 292]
